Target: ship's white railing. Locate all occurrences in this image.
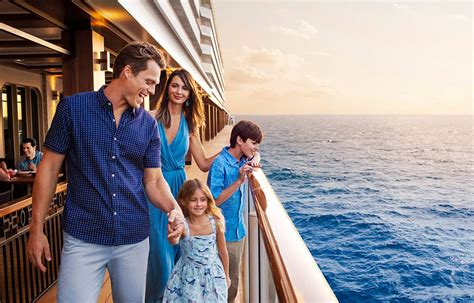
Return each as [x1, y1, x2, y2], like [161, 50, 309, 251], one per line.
[243, 169, 338, 303]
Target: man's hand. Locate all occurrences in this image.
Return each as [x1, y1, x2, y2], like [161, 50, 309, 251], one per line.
[28, 162, 37, 171]
[167, 209, 184, 239]
[27, 232, 51, 272]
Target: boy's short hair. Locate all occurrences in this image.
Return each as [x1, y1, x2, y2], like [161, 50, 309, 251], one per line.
[229, 120, 263, 147]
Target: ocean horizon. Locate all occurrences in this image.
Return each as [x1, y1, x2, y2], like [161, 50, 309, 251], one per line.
[239, 114, 473, 302]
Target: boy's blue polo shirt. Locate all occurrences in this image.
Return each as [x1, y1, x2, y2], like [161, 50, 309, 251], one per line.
[43, 87, 161, 246]
[207, 147, 247, 242]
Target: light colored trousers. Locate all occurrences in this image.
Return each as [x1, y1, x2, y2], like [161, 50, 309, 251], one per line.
[226, 239, 245, 303]
[57, 232, 149, 303]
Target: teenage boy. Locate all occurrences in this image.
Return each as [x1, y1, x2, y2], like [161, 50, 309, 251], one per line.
[207, 120, 263, 302]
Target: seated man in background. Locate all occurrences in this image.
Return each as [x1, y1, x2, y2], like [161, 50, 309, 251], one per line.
[16, 138, 43, 172]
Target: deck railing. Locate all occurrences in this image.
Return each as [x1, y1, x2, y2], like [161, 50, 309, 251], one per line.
[0, 183, 66, 303]
[244, 169, 338, 303]
[1, 169, 338, 303]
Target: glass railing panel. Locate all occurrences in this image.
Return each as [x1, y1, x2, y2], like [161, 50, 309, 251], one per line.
[245, 169, 338, 303]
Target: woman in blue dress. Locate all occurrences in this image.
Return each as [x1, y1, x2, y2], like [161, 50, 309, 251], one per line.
[146, 69, 219, 302]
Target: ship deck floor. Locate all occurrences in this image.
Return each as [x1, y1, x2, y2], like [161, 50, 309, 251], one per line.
[37, 125, 245, 302]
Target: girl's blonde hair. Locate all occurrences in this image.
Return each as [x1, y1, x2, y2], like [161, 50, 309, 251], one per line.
[154, 69, 205, 135]
[177, 179, 225, 233]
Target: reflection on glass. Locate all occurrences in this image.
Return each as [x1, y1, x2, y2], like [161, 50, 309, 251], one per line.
[17, 87, 26, 145]
[2, 85, 13, 159]
[31, 89, 40, 143]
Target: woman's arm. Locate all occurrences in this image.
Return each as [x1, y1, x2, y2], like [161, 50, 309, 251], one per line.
[189, 132, 219, 172]
[216, 219, 230, 288]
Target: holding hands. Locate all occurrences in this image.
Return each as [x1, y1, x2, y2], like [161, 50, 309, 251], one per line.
[167, 208, 184, 243]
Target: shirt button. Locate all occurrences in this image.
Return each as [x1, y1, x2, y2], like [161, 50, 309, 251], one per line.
[113, 212, 117, 216]
[111, 174, 115, 177]
[114, 137, 117, 141]
[108, 102, 111, 106]
[113, 193, 116, 197]
[112, 155, 116, 159]
[112, 118, 115, 122]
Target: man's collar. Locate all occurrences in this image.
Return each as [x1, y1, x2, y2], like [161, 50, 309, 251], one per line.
[98, 86, 138, 117]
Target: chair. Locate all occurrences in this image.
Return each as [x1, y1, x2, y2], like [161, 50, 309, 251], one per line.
[0, 189, 13, 203]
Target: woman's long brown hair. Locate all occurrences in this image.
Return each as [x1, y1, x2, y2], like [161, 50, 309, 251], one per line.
[154, 69, 205, 135]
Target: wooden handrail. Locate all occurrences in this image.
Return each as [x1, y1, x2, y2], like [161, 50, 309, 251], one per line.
[247, 169, 338, 303]
[0, 182, 67, 217]
[248, 171, 298, 302]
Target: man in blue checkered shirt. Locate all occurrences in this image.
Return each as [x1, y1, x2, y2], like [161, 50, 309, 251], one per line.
[26, 42, 184, 302]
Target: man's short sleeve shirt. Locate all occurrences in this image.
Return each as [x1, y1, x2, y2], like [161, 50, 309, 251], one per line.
[44, 87, 161, 245]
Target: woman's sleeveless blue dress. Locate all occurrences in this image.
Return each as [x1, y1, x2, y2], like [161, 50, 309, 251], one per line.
[146, 113, 189, 302]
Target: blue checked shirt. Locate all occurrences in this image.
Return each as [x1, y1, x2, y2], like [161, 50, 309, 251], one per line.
[44, 87, 161, 246]
[207, 147, 247, 242]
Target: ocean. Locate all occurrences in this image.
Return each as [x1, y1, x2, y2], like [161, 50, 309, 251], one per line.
[239, 115, 473, 302]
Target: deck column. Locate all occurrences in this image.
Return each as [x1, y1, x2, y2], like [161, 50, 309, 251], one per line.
[62, 29, 106, 96]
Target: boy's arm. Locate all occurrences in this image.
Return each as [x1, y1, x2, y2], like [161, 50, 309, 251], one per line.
[213, 164, 252, 206]
[216, 219, 230, 288]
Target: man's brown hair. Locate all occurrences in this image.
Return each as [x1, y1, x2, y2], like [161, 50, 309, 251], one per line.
[112, 41, 166, 79]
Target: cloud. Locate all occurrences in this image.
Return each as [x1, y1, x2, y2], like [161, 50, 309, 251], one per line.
[227, 66, 267, 85]
[309, 50, 332, 57]
[239, 46, 304, 68]
[226, 46, 305, 90]
[223, 46, 337, 114]
[271, 20, 318, 40]
[392, 3, 417, 17]
[449, 14, 469, 22]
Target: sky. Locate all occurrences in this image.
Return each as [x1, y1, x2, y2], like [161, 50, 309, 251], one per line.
[213, 1, 472, 115]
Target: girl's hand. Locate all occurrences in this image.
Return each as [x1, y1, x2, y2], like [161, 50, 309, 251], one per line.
[167, 223, 181, 245]
[226, 276, 231, 289]
[167, 209, 184, 240]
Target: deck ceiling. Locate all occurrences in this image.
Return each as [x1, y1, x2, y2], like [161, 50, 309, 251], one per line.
[0, 1, 71, 75]
[0, 0, 179, 77]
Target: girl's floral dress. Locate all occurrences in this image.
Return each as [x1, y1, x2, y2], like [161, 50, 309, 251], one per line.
[163, 216, 227, 302]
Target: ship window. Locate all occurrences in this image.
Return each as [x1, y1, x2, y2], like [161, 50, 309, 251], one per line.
[0, 83, 43, 167]
[17, 87, 27, 145]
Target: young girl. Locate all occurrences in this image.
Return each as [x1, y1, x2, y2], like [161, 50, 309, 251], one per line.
[163, 179, 230, 302]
